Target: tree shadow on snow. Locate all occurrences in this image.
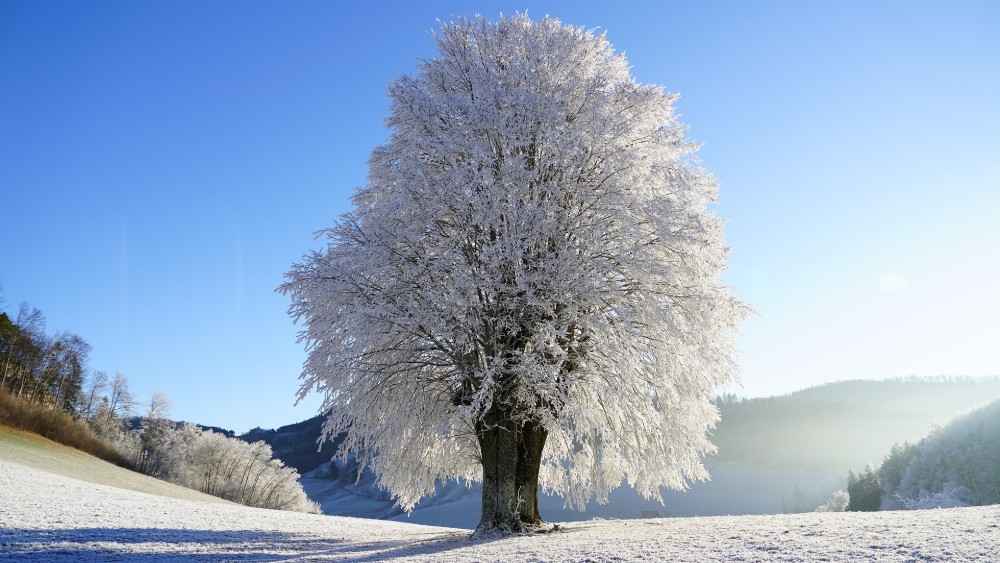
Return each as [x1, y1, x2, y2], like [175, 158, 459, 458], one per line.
[0, 526, 505, 561]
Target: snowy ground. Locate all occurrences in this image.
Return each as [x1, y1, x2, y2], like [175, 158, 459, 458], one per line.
[2, 430, 999, 561]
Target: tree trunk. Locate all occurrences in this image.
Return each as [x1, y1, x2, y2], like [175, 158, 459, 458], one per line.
[476, 411, 549, 534]
[515, 418, 548, 526]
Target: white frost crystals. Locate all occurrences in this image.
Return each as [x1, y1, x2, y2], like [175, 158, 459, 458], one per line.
[280, 13, 748, 522]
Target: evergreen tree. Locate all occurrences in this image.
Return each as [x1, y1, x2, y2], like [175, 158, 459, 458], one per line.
[847, 465, 882, 511]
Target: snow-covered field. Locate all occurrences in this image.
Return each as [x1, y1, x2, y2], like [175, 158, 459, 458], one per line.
[2, 430, 999, 561]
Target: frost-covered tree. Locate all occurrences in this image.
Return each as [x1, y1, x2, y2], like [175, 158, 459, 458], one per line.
[815, 490, 850, 512]
[88, 373, 134, 443]
[104, 372, 134, 428]
[282, 14, 745, 533]
[132, 391, 174, 477]
[878, 440, 919, 509]
[77, 370, 109, 421]
[167, 424, 319, 513]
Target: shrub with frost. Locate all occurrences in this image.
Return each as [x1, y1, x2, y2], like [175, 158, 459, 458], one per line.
[897, 485, 969, 510]
[815, 490, 849, 512]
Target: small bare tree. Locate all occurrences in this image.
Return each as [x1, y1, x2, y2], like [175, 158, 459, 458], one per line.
[103, 372, 135, 432]
[77, 370, 109, 420]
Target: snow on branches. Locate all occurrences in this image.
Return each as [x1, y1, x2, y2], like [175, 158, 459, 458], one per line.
[282, 14, 746, 527]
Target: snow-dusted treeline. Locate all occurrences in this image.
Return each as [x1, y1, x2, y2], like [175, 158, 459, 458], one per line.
[151, 423, 319, 513]
[80, 376, 318, 513]
[102, 416, 319, 513]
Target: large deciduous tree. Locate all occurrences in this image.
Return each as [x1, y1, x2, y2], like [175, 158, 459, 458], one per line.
[282, 14, 746, 533]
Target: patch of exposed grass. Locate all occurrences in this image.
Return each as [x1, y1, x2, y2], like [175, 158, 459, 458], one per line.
[0, 390, 132, 468]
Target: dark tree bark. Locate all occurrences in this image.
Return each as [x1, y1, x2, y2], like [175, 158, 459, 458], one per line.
[475, 408, 550, 534]
[515, 418, 548, 526]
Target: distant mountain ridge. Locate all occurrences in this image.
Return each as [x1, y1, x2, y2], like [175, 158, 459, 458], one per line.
[239, 415, 339, 475]
[231, 377, 1000, 528]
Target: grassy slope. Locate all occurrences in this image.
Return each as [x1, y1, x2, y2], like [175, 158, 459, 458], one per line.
[0, 424, 231, 505]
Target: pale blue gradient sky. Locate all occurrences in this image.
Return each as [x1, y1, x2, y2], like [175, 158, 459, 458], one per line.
[2, 1, 998, 432]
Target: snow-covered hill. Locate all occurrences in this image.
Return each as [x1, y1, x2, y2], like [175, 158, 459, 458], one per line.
[2, 434, 998, 561]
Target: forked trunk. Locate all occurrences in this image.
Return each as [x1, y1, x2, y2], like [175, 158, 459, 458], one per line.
[476, 412, 549, 534]
[515, 418, 548, 526]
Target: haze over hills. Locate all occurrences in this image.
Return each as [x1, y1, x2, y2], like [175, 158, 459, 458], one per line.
[234, 377, 1000, 528]
[712, 377, 1000, 469]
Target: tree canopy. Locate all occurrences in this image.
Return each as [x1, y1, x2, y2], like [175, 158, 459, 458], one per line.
[282, 14, 746, 532]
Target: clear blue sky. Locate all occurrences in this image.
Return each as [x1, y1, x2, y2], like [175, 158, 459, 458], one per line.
[2, 1, 998, 433]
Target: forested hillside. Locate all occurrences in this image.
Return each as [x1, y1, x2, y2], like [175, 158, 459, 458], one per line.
[873, 397, 1000, 510]
[240, 415, 339, 474]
